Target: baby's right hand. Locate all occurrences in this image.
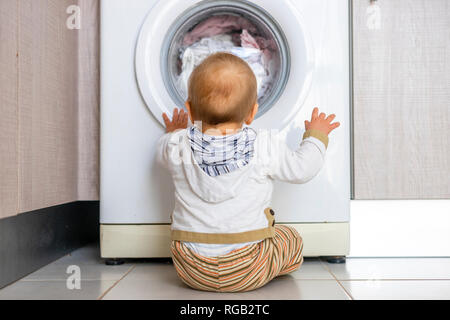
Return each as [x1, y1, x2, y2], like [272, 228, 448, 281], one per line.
[304, 107, 340, 135]
[162, 108, 189, 133]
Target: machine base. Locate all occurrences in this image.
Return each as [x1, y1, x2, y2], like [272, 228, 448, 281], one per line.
[105, 258, 125, 266]
[323, 256, 347, 264]
[100, 223, 349, 258]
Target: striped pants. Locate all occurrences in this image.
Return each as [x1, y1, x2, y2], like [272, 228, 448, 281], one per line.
[171, 225, 304, 292]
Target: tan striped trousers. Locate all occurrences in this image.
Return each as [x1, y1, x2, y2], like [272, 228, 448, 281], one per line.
[171, 225, 304, 292]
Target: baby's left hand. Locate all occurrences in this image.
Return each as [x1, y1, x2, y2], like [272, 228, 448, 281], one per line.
[305, 107, 340, 135]
[162, 108, 188, 133]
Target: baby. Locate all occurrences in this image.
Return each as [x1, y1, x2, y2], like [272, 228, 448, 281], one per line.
[157, 52, 339, 292]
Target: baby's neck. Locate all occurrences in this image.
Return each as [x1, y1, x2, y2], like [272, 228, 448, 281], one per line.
[200, 122, 244, 136]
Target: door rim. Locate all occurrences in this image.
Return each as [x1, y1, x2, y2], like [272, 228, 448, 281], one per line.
[135, 0, 314, 130]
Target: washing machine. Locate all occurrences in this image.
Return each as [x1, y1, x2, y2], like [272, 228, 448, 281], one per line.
[100, 0, 351, 258]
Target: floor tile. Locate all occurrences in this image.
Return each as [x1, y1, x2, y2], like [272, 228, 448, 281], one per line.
[20, 262, 132, 281]
[288, 259, 335, 280]
[102, 270, 349, 300]
[341, 280, 450, 300]
[101, 278, 218, 300]
[17, 244, 133, 281]
[231, 278, 350, 300]
[119, 261, 179, 281]
[53, 244, 104, 265]
[0, 280, 115, 300]
[325, 258, 450, 280]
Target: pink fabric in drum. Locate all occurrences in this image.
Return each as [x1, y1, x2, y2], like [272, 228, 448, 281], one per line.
[183, 15, 259, 46]
[182, 15, 278, 62]
[240, 29, 260, 49]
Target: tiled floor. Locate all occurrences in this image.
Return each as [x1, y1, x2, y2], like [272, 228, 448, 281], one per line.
[1, 244, 450, 300]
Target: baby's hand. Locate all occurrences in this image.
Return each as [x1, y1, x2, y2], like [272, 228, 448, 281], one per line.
[162, 108, 188, 133]
[304, 107, 340, 135]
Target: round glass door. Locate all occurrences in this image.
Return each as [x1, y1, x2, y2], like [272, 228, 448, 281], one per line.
[160, 0, 290, 118]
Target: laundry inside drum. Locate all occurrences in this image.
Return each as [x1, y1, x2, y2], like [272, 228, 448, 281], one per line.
[162, 3, 290, 117]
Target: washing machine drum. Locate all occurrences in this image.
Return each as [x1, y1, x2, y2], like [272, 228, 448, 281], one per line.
[136, 0, 313, 130]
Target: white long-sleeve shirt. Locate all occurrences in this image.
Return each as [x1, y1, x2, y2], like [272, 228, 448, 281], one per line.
[157, 128, 327, 257]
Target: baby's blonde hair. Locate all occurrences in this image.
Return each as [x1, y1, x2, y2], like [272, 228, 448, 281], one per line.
[187, 52, 257, 125]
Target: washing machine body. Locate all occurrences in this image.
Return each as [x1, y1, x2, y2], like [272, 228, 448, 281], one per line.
[100, 0, 351, 258]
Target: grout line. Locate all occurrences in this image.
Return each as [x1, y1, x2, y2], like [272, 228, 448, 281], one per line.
[338, 279, 450, 282]
[319, 260, 354, 300]
[275, 277, 346, 281]
[16, 0, 21, 214]
[349, 0, 355, 199]
[345, 256, 450, 259]
[19, 278, 130, 282]
[97, 265, 136, 300]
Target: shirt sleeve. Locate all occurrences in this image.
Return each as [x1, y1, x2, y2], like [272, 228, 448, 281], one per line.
[266, 129, 328, 184]
[156, 132, 171, 169]
[156, 130, 184, 170]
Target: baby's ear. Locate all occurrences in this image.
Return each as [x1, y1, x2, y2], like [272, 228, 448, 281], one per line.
[185, 101, 194, 122]
[245, 103, 259, 125]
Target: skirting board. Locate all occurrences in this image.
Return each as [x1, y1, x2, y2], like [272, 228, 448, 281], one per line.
[349, 200, 450, 257]
[0, 201, 99, 289]
[100, 223, 350, 258]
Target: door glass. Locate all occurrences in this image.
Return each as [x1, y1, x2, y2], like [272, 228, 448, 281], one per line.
[161, 0, 290, 118]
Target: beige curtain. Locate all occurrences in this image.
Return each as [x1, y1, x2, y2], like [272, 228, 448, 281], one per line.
[0, 0, 99, 219]
[353, 0, 450, 199]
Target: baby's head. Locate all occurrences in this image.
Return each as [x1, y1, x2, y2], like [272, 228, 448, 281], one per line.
[185, 52, 258, 129]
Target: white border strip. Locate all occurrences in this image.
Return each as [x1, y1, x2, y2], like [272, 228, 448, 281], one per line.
[100, 223, 349, 258]
[350, 200, 450, 257]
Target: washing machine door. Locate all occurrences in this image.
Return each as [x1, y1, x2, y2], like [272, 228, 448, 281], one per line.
[136, 0, 314, 130]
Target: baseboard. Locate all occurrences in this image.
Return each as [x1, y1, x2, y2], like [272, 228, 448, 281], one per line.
[350, 200, 450, 257]
[0, 201, 99, 289]
[100, 223, 350, 258]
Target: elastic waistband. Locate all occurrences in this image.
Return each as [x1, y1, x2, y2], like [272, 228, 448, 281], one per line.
[171, 208, 276, 244]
